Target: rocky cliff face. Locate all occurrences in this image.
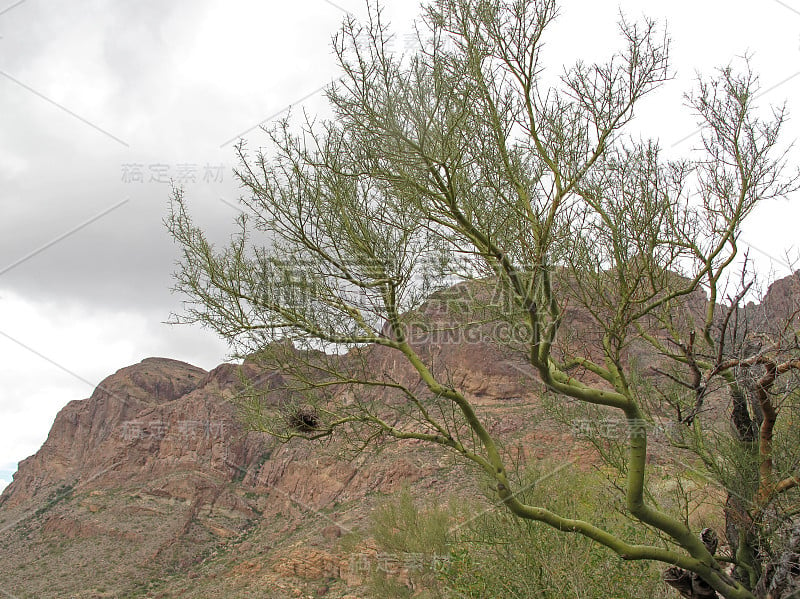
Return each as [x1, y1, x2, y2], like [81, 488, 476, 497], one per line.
[0, 351, 480, 598]
[0, 285, 558, 598]
[0, 272, 797, 598]
[0, 358, 273, 508]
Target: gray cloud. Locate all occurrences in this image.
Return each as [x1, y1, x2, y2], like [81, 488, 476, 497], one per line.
[3, 0, 799, 338]
[0, 0, 346, 314]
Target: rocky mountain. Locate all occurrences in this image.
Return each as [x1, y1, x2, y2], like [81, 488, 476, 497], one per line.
[0, 286, 566, 598]
[0, 273, 797, 598]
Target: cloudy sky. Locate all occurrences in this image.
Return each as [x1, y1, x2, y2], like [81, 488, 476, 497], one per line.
[1, 0, 799, 492]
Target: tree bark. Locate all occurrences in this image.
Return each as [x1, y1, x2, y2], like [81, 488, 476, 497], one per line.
[755, 519, 800, 599]
[664, 528, 721, 598]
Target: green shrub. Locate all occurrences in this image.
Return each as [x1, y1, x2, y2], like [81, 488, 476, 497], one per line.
[366, 464, 674, 598]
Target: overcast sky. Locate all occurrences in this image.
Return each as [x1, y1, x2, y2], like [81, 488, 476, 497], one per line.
[1, 0, 799, 492]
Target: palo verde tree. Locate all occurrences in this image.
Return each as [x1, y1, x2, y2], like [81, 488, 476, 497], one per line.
[168, 1, 798, 597]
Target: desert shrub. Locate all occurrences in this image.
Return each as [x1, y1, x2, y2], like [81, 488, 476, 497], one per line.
[367, 464, 674, 598]
[361, 487, 454, 598]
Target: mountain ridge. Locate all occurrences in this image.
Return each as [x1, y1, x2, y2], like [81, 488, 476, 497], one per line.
[1, 272, 798, 597]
